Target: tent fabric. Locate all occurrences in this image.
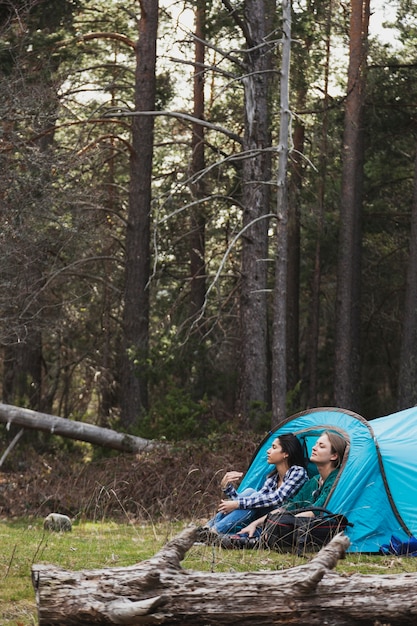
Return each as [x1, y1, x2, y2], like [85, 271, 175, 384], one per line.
[237, 407, 417, 553]
[371, 407, 417, 543]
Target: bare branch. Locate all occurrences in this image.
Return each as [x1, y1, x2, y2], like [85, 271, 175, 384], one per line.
[188, 212, 277, 340]
[221, 0, 253, 47]
[103, 109, 243, 144]
[17, 256, 121, 323]
[168, 56, 236, 80]
[55, 32, 136, 51]
[191, 32, 244, 68]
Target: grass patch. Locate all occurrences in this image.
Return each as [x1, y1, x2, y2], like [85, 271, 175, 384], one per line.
[0, 518, 173, 626]
[2, 519, 417, 625]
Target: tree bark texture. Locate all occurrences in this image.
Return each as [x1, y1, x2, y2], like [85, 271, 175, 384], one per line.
[272, 0, 291, 425]
[334, 0, 370, 412]
[306, 0, 333, 409]
[398, 148, 417, 408]
[286, 3, 316, 404]
[189, 0, 207, 321]
[0, 403, 158, 453]
[186, 0, 208, 399]
[286, 118, 303, 397]
[121, 0, 158, 427]
[32, 527, 417, 626]
[239, 0, 274, 427]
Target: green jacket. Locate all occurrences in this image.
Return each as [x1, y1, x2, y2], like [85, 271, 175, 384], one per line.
[284, 468, 339, 512]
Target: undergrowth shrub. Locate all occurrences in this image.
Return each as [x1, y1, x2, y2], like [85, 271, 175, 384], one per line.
[0, 433, 261, 523]
[136, 386, 214, 441]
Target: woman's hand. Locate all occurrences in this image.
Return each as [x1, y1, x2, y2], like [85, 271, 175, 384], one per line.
[220, 471, 243, 490]
[217, 499, 239, 514]
[239, 518, 264, 537]
[295, 510, 315, 518]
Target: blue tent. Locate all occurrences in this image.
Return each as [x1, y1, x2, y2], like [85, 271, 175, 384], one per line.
[238, 407, 417, 553]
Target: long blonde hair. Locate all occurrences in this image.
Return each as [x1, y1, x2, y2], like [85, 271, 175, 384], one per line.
[324, 431, 347, 468]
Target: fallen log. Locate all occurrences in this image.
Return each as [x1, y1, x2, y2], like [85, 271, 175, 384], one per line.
[32, 526, 417, 625]
[0, 403, 159, 453]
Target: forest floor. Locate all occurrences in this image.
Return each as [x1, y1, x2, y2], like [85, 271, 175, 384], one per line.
[0, 433, 260, 523]
[3, 433, 417, 626]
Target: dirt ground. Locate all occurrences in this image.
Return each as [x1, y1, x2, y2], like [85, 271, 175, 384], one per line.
[0, 433, 260, 523]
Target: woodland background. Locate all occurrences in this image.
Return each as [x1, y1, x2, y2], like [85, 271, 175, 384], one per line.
[1, 0, 417, 448]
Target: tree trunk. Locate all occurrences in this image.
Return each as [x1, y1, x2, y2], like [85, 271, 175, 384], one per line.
[272, 0, 291, 425]
[187, 0, 208, 398]
[121, 0, 158, 428]
[0, 4, 66, 414]
[306, 0, 333, 408]
[286, 116, 302, 401]
[334, 0, 370, 412]
[286, 6, 318, 408]
[2, 333, 42, 411]
[0, 403, 158, 453]
[189, 0, 207, 321]
[398, 148, 417, 408]
[239, 0, 274, 427]
[32, 528, 417, 626]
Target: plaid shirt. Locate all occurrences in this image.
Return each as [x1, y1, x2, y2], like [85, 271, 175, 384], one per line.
[223, 465, 308, 510]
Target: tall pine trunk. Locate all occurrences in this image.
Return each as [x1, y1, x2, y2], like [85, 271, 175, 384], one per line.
[306, 0, 333, 407]
[187, 0, 208, 399]
[239, 0, 274, 427]
[189, 0, 206, 319]
[271, 0, 291, 425]
[334, 0, 369, 412]
[286, 116, 303, 402]
[398, 149, 417, 409]
[121, 0, 158, 428]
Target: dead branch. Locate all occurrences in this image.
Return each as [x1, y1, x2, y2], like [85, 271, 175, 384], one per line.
[0, 403, 159, 453]
[32, 528, 417, 625]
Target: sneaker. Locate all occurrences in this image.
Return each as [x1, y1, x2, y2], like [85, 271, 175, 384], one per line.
[219, 534, 238, 549]
[195, 526, 218, 544]
[220, 533, 260, 549]
[244, 537, 260, 549]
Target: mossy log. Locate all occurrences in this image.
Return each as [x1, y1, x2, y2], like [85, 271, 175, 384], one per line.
[32, 526, 417, 625]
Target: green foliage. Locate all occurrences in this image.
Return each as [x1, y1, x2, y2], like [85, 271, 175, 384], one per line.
[247, 401, 271, 433]
[155, 71, 175, 110]
[286, 380, 303, 417]
[136, 382, 216, 441]
[2, 0, 417, 429]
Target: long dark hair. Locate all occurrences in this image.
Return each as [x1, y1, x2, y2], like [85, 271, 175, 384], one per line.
[278, 433, 307, 469]
[267, 433, 306, 477]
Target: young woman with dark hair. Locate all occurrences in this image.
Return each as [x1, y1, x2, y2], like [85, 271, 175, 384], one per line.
[197, 433, 308, 541]
[232, 430, 348, 544]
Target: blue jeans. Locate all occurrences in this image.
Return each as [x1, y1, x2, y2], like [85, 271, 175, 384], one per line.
[206, 488, 273, 534]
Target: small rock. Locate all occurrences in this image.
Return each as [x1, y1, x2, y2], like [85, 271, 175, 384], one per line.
[43, 513, 72, 532]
